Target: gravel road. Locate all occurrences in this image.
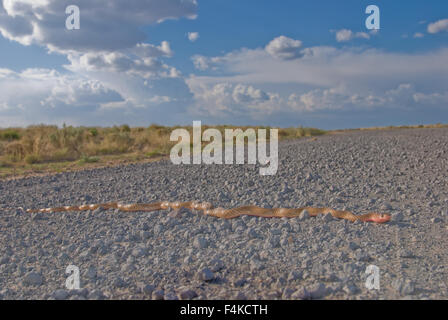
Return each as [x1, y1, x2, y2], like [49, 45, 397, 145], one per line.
[0, 128, 447, 300]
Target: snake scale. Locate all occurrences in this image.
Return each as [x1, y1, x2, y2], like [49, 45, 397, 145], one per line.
[24, 201, 391, 223]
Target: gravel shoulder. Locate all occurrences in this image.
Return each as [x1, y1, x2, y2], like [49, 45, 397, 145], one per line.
[0, 128, 447, 300]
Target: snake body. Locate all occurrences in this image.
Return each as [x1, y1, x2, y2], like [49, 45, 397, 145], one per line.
[24, 201, 391, 223]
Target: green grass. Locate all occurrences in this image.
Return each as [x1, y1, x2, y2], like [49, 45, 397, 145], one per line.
[145, 150, 166, 158]
[78, 156, 100, 164]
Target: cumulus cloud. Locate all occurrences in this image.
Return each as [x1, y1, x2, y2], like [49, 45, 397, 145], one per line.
[134, 41, 173, 58]
[0, 67, 125, 126]
[0, 0, 198, 52]
[187, 40, 448, 90]
[232, 84, 270, 104]
[187, 32, 199, 42]
[66, 49, 180, 80]
[185, 35, 448, 124]
[427, 19, 448, 34]
[0, 68, 122, 107]
[285, 83, 447, 113]
[0, 66, 194, 126]
[334, 29, 370, 42]
[265, 36, 303, 60]
[186, 81, 280, 118]
[0, 0, 197, 126]
[191, 55, 226, 71]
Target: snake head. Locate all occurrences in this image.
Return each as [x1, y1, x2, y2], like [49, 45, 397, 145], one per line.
[368, 213, 391, 223]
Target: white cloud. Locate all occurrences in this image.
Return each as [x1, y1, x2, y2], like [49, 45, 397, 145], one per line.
[134, 41, 173, 58]
[191, 55, 226, 71]
[413, 32, 425, 38]
[265, 36, 303, 60]
[335, 29, 370, 42]
[186, 81, 281, 118]
[188, 41, 448, 89]
[185, 36, 448, 121]
[66, 49, 180, 80]
[187, 32, 199, 42]
[0, 68, 122, 108]
[232, 84, 270, 104]
[0, 0, 198, 52]
[0, 68, 125, 125]
[0, 66, 194, 126]
[427, 19, 448, 34]
[192, 55, 210, 70]
[0, 0, 198, 127]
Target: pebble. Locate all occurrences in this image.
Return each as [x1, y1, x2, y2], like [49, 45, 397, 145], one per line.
[234, 279, 247, 287]
[132, 246, 147, 257]
[308, 283, 328, 299]
[287, 270, 302, 282]
[322, 213, 333, 222]
[141, 284, 155, 295]
[199, 268, 214, 282]
[23, 272, 43, 286]
[343, 283, 360, 295]
[193, 237, 208, 249]
[348, 242, 359, 250]
[113, 277, 127, 288]
[291, 287, 310, 300]
[234, 292, 247, 300]
[152, 290, 165, 300]
[53, 289, 69, 300]
[392, 212, 404, 222]
[178, 289, 198, 300]
[299, 210, 310, 220]
[392, 279, 415, 296]
[431, 217, 442, 223]
[87, 290, 105, 300]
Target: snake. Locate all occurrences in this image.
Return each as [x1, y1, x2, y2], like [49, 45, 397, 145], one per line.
[22, 201, 391, 223]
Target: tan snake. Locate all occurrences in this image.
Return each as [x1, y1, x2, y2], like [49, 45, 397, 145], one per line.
[23, 201, 391, 223]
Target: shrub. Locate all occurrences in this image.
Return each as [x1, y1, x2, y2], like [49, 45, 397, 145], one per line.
[48, 148, 77, 162]
[120, 124, 131, 133]
[5, 142, 26, 162]
[88, 128, 99, 137]
[0, 130, 20, 141]
[24, 154, 40, 164]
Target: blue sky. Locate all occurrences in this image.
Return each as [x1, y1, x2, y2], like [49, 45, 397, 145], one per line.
[0, 0, 447, 129]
